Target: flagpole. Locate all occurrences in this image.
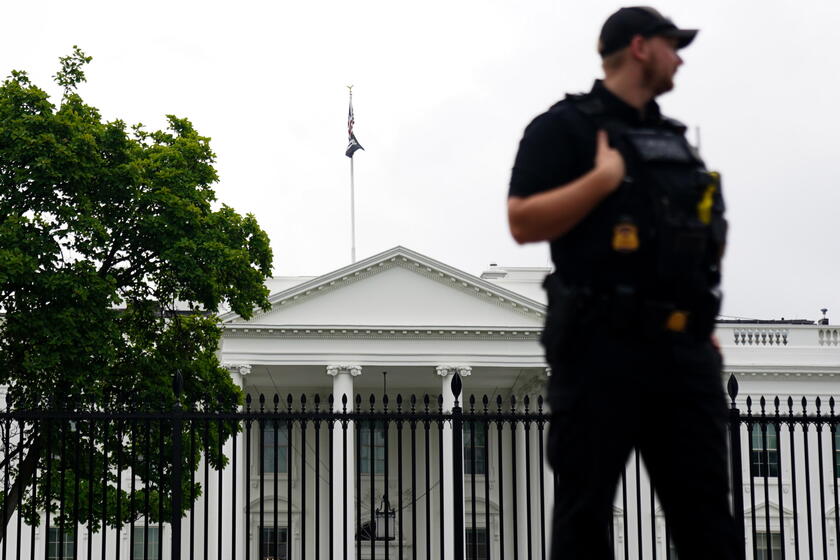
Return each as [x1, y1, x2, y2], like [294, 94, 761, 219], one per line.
[345, 85, 364, 264]
[348, 85, 357, 264]
[350, 149, 356, 264]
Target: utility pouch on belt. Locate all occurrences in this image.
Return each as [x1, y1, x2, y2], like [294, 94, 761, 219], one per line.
[541, 274, 584, 358]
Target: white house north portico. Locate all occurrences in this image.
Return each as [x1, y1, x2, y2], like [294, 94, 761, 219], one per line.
[215, 245, 840, 560]
[219, 246, 552, 559]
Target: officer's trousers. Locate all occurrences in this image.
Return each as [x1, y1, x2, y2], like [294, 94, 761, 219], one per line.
[545, 327, 744, 560]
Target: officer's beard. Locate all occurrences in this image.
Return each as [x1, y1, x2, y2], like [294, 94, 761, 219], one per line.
[642, 55, 675, 97]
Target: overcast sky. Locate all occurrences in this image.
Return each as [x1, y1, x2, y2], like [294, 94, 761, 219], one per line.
[3, 0, 838, 322]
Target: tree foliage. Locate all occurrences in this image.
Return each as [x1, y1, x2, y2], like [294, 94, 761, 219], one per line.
[0, 47, 273, 531]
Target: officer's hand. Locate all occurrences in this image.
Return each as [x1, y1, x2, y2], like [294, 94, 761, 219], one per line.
[594, 130, 625, 193]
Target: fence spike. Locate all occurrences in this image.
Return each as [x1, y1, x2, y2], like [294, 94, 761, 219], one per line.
[259, 393, 266, 412]
[537, 394, 544, 412]
[383, 394, 389, 410]
[314, 393, 321, 411]
[482, 395, 489, 411]
[301, 393, 307, 412]
[727, 375, 739, 405]
[831, 397, 836, 416]
[469, 395, 476, 413]
[437, 394, 444, 412]
[816, 396, 822, 416]
[451, 372, 463, 403]
[246, 393, 252, 412]
[774, 396, 780, 416]
[396, 394, 402, 412]
[341, 393, 347, 412]
[510, 394, 517, 412]
[410, 394, 417, 412]
[787, 396, 794, 416]
[802, 396, 808, 415]
[760, 396, 766, 415]
[369, 393, 376, 412]
[745, 396, 752, 416]
[355, 394, 362, 413]
[496, 395, 503, 413]
[329, 393, 335, 412]
[423, 394, 430, 413]
[524, 395, 530, 412]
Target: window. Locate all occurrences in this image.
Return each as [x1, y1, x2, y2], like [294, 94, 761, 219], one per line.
[132, 526, 161, 560]
[835, 431, 840, 476]
[359, 421, 385, 475]
[262, 422, 289, 474]
[750, 424, 779, 478]
[47, 528, 74, 560]
[756, 531, 782, 560]
[464, 422, 487, 475]
[466, 528, 489, 560]
[260, 526, 288, 560]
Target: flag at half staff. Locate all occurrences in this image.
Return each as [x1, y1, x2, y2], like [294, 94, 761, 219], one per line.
[345, 94, 364, 158]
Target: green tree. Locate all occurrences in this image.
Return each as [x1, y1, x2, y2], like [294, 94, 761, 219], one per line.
[0, 47, 272, 536]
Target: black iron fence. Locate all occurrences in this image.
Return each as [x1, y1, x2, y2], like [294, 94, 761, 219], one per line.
[0, 375, 837, 560]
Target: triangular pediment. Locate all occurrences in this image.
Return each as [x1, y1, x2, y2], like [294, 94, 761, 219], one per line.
[221, 246, 545, 329]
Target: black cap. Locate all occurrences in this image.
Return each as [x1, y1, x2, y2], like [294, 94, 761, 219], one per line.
[599, 7, 698, 57]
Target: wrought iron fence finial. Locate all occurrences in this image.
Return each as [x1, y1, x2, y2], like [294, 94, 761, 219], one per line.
[727, 374, 739, 405]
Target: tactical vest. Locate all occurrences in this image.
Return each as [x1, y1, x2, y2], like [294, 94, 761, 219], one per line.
[556, 93, 727, 310]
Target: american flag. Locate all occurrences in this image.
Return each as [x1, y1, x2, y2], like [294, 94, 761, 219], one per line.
[345, 95, 364, 158]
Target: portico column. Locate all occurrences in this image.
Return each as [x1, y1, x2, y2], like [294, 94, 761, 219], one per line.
[542, 367, 554, 558]
[328, 365, 362, 560]
[225, 363, 251, 560]
[436, 365, 472, 560]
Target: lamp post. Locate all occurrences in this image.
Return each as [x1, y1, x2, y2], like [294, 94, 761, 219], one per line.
[375, 495, 396, 540]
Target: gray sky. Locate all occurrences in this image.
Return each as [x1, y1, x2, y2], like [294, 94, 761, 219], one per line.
[4, 0, 838, 322]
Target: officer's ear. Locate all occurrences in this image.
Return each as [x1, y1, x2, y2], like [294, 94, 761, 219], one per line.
[628, 35, 651, 62]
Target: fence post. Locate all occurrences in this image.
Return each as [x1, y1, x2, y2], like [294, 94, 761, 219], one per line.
[171, 371, 184, 560]
[727, 374, 746, 548]
[451, 373, 465, 560]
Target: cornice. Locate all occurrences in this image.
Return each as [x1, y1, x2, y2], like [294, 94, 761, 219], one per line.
[222, 324, 541, 341]
[724, 368, 840, 378]
[220, 247, 546, 324]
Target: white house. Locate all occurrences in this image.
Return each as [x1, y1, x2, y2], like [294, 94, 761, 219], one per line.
[7, 245, 839, 560]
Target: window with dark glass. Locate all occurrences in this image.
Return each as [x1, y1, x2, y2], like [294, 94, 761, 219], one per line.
[358, 420, 386, 474]
[47, 528, 74, 560]
[132, 526, 161, 560]
[259, 526, 288, 560]
[756, 531, 782, 560]
[261, 423, 289, 474]
[464, 421, 487, 475]
[466, 528, 489, 560]
[835, 431, 840, 476]
[750, 424, 779, 477]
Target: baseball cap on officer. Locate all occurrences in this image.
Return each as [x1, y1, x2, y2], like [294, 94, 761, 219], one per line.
[598, 7, 698, 57]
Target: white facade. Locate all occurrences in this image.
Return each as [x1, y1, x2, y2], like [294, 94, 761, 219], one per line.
[217, 246, 840, 560]
[5, 245, 839, 560]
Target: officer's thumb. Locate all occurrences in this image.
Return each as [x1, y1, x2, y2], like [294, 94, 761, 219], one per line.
[596, 130, 610, 152]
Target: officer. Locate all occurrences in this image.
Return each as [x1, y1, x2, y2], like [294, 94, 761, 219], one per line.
[507, 7, 743, 560]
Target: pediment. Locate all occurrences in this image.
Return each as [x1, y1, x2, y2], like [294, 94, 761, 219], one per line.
[221, 246, 545, 329]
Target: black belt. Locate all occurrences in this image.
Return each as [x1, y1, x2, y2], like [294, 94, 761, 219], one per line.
[543, 276, 719, 340]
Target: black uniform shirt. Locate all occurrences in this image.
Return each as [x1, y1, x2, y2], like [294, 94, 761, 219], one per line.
[508, 80, 669, 286]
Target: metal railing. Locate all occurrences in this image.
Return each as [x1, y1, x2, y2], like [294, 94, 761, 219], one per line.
[0, 374, 836, 560]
